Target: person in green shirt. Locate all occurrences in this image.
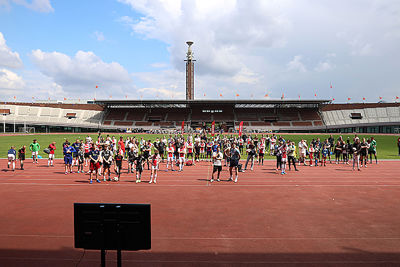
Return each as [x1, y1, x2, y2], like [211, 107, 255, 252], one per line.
[368, 137, 377, 164]
[29, 139, 40, 164]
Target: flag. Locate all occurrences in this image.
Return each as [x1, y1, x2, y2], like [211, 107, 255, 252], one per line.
[13, 96, 16, 100]
[314, 93, 317, 97]
[298, 94, 301, 99]
[239, 121, 244, 137]
[219, 93, 223, 97]
[379, 96, 382, 100]
[347, 97, 351, 101]
[63, 97, 67, 101]
[330, 83, 333, 89]
[236, 93, 239, 97]
[264, 93, 269, 97]
[281, 93, 284, 100]
[125, 95, 128, 99]
[211, 121, 215, 136]
[363, 97, 366, 101]
[396, 96, 399, 100]
[96, 85, 98, 88]
[109, 95, 112, 99]
[332, 98, 335, 101]
[181, 121, 185, 134]
[203, 93, 206, 97]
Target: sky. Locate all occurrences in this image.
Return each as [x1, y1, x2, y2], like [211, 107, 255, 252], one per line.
[0, 0, 400, 102]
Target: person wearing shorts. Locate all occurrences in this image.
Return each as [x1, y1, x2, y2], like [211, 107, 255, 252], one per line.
[63, 143, 75, 174]
[352, 138, 361, 171]
[368, 137, 378, 164]
[360, 138, 369, 168]
[194, 141, 200, 162]
[229, 143, 241, 183]
[186, 141, 194, 164]
[71, 139, 81, 166]
[101, 145, 113, 181]
[321, 145, 329, 166]
[29, 139, 40, 164]
[211, 146, 223, 182]
[135, 154, 145, 183]
[178, 145, 186, 172]
[200, 140, 206, 159]
[84, 142, 90, 167]
[279, 143, 287, 175]
[166, 143, 175, 171]
[7, 146, 16, 171]
[89, 145, 101, 183]
[18, 145, 26, 170]
[258, 141, 265, 166]
[48, 142, 56, 167]
[114, 151, 123, 181]
[149, 150, 160, 184]
[77, 147, 85, 173]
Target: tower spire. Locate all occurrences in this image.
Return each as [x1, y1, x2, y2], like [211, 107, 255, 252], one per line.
[185, 41, 195, 100]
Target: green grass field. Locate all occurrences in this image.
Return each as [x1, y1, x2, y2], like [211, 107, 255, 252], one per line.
[0, 133, 399, 159]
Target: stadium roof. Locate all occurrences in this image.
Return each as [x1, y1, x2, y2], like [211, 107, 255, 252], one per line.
[94, 99, 331, 109]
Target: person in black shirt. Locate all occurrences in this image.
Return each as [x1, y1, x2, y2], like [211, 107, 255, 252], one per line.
[352, 138, 361, 171]
[135, 154, 145, 183]
[342, 142, 348, 164]
[194, 142, 200, 162]
[18, 145, 26, 170]
[127, 146, 136, 173]
[114, 151, 123, 181]
[360, 138, 369, 168]
[328, 135, 335, 153]
[101, 145, 113, 181]
[334, 141, 342, 164]
[244, 141, 256, 171]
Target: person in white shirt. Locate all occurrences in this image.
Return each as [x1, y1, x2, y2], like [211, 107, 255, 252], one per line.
[211, 146, 223, 182]
[166, 143, 175, 171]
[178, 145, 186, 171]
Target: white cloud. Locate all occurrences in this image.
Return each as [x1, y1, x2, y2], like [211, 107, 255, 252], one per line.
[137, 87, 184, 99]
[287, 55, 307, 73]
[30, 49, 133, 98]
[10, 0, 53, 12]
[0, 68, 25, 93]
[116, 0, 400, 101]
[93, 31, 105, 42]
[0, 32, 23, 68]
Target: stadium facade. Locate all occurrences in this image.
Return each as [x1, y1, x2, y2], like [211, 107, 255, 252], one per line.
[1, 100, 400, 134]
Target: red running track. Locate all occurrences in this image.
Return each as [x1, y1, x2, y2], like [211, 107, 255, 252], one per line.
[1, 159, 400, 266]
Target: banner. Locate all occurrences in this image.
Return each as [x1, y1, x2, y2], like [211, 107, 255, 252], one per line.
[211, 121, 215, 136]
[181, 121, 184, 134]
[239, 121, 244, 137]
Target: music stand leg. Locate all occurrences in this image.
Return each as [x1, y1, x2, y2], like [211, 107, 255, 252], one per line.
[101, 249, 106, 267]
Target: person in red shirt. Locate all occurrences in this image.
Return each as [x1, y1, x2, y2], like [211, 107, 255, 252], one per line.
[118, 136, 125, 158]
[166, 143, 175, 171]
[48, 142, 56, 167]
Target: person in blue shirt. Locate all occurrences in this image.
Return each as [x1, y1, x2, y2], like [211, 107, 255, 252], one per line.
[7, 146, 16, 171]
[321, 145, 329, 166]
[71, 139, 81, 168]
[63, 144, 76, 175]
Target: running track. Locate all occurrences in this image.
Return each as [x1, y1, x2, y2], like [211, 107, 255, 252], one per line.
[1, 159, 400, 266]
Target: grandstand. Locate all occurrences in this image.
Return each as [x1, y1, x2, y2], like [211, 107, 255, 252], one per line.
[1, 100, 400, 133]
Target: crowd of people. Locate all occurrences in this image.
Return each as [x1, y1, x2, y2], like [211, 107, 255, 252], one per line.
[6, 133, 379, 182]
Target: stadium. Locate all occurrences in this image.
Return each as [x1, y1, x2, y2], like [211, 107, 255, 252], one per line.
[1, 99, 400, 134]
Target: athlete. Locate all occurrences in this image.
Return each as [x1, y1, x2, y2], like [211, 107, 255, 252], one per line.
[63, 143, 75, 174]
[18, 145, 26, 170]
[166, 143, 175, 171]
[279, 142, 287, 175]
[178, 145, 186, 172]
[360, 138, 369, 168]
[321, 145, 329, 166]
[135, 153, 145, 183]
[287, 141, 298, 171]
[149, 150, 160, 184]
[77, 146, 85, 173]
[89, 144, 101, 183]
[210, 146, 223, 182]
[29, 139, 40, 164]
[368, 137, 378, 164]
[114, 149, 123, 181]
[71, 139, 81, 166]
[229, 143, 241, 183]
[48, 142, 56, 167]
[7, 146, 16, 171]
[127, 146, 137, 173]
[258, 140, 265, 166]
[101, 144, 113, 181]
[352, 138, 361, 171]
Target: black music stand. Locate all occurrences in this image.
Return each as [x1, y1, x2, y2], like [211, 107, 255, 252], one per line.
[74, 203, 151, 267]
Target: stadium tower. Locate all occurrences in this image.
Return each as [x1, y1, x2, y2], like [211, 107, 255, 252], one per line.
[185, 41, 195, 100]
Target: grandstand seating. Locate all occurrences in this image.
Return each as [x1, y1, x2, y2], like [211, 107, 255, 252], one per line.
[321, 103, 400, 128]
